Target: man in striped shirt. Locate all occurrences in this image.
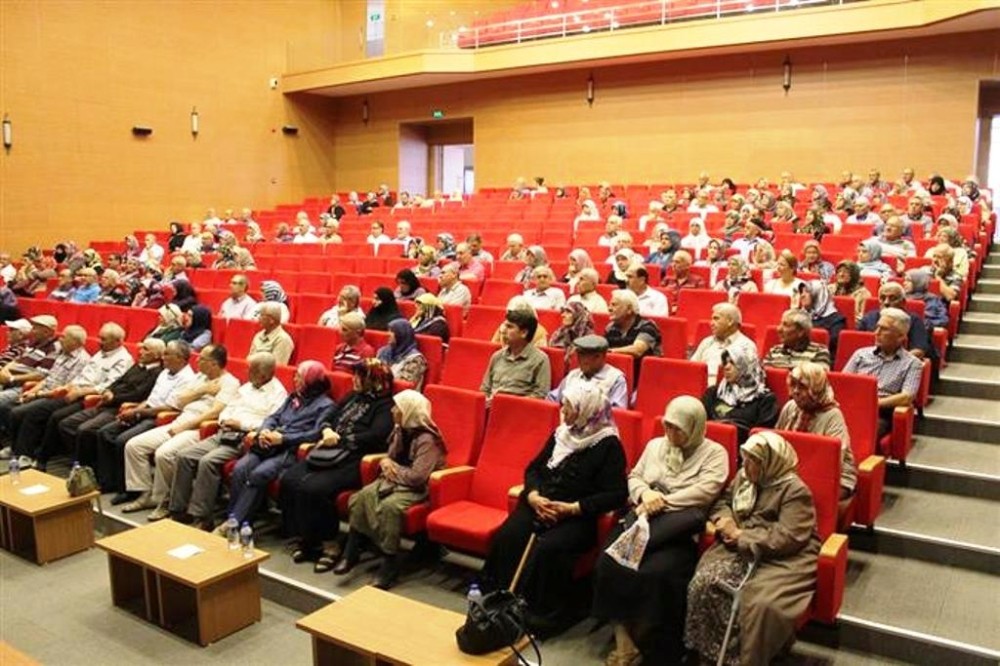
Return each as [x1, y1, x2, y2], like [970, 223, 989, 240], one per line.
[762, 310, 832, 370]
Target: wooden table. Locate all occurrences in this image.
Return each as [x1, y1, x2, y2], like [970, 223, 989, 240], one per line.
[95, 520, 269, 646]
[0, 468, 98, 564]
[297, 586, 526, 666]
[0, 641, 41, 665]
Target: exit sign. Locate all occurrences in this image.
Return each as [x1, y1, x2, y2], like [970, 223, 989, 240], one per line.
[431, 109, 445, 119]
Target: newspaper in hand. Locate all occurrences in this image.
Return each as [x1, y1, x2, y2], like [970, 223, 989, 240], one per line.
[604, 512, 650, 571]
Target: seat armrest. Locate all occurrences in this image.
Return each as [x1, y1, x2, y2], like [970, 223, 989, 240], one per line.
[296, 442, 314, 460]
[890, 406, 914, 462]
[155, 411, 180, 426]
[429, 465, 475, 509]
[199, 420, 219, 440]
[83, 395, 103, 409]
[361, 453, 387, 485]
[853, 455, 886, 527]
[697, 521, 717, 554]
[508, 484, 524, 513]
[814, 533, 848, 624]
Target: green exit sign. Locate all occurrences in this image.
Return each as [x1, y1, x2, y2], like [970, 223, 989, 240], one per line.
[431, 109, 445, 119]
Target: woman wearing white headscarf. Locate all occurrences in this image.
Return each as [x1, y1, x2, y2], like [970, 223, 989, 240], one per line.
[593, 396, 729, 665]
[145, 304, 185, 342]
[681, 217, 712, 260]
[798, 279, 847, 357]
[702, 346, 778, 443]
[336, 390, 446, 589]
[605, 248, 642, 289]
[686, 432, 819, 666]
[483, 383, 627, 637]
[714, 255, 759, 304]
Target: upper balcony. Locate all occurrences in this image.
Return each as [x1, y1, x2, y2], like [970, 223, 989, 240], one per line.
[283, 0, 1000, 97]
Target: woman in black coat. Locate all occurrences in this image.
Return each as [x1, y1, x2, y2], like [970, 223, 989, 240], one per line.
[702, 347, 778, 444]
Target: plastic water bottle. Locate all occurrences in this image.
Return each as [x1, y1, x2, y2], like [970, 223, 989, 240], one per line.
[226, 514, 240, 551]
[8, 458, 20, 484]
[240, 521, 254, 559]
[467, 583, 483, 614]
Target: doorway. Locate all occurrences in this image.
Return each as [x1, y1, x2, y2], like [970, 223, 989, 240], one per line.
[397, 118, 474, 199]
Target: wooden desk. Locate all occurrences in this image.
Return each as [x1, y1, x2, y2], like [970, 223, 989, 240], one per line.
[95, 520, 269, 646]
[0, 469, 98, 564]
[297, 586, 525, 666]
[0, 641, 41, 665]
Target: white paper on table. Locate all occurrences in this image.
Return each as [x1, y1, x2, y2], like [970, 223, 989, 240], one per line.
[167, 544, 204, 560]
[18, 484, 50, 496]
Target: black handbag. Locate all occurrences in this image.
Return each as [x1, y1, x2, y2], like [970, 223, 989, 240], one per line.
[304, 444, 352, 469]
[455, 534, 542, 664]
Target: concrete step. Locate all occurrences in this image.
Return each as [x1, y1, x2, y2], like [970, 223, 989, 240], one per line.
[976, 278, 1000, 294]
[802, 552, 1000, 665]
[937, 362, 1000, 399]
[981, 264, 1000, 280]
[869, 485, 1000, 552]
[897, 434, 1000, 487]
[919, 395, 1000, 443]
[959, 312, 1000, 336]
[948, 334, 1000, 365]
[968, 294, 1000, 314]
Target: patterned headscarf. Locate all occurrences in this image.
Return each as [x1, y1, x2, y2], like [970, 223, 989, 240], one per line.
[260, 280, 287, 304]
[549, 302, 595, 350]
[294, 360, 331, 404]
[354, 358, 393, 396]
[715, 346, 768, 408]
[548, 383, 619, 469]
[662, 396, 708, 474]
[157, 304, 182, 328]
[801, 279, 838, 320]
[731, 431, 800, 521]
[905, 269, 931, 296]
[788, 362, 838, 431]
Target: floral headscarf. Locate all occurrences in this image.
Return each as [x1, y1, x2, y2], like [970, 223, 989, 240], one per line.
[260, 280, 287, 304]
[715, 346, 768, 408]
[788, 362, 838, 431]
[549, 302, 595, 350]
[355, 358, 394, 396]
[548, 383, 619, 469]
[801, 279, 838, 320]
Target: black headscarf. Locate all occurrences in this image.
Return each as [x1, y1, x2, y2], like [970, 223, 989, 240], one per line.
[168, 222, 186, 251]
[365, 287, 403, 331]
[172, 279, 198, 311]
[395, 269, 422, 298]
[181, 305, 212, 343]
[928, 175, 946, 196]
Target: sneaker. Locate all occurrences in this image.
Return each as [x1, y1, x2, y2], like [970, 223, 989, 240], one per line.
[16, 455, 35, 469]
[120, 492, 154, 513]
[146, 502, 171, 522]
[0, 446, 11, 460]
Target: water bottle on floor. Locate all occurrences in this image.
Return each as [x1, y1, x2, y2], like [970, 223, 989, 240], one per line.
[467, 583, 483, 615]
[226, 514, 240, 551]
[8, 458, 20, 484]
[240, 521, 254, 559]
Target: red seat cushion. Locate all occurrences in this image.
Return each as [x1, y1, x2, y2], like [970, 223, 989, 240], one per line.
[425, 500, 508, 555]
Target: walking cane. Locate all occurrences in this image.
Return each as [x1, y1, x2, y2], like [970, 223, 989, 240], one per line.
[715, 546, 761, 666]
[509, 532, 537, 593]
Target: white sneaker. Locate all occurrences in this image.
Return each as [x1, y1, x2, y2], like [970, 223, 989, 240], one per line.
[16, 455, 35, 469]
[0, 446, 11, 460]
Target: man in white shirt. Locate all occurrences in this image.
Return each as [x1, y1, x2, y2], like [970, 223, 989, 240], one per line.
[393, 220, 414, 247]
[167, 352, 287, 530]
[319, 285, 365, 328]
[845, 196, 882, 227]
[691, 303, 758, 386]
[121, 344, 240, 515]
[437, 264, 473, 313]
[139, 233, 165, 267]
[0, 253, 16, 284]
[730, 220, 765, 260]
[686, 189, 719, 217]
[523, 266, 566, 312]
[366, 220, 391, 245]
[628, 266, 668, 317]
[548, 335, 628, 408]
[218, 273, 258, 320]
[466, 233, 494, 267]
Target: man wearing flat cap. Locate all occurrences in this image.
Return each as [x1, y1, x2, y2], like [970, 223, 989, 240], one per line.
[548, 335, 628, 409]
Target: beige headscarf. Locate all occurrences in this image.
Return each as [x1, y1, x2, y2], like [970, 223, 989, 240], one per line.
[548, 383, 618, 469]
[731, 431, 799, 521]
[158, 304, 182, 327]
[662, 396, 707, 475]
[393, 390, 440, 437]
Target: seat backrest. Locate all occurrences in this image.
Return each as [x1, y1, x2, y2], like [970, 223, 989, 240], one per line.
[463, 305, 506, 341]
[676, 288, 727, 344]
[772, 429, 841, 540]
[416, 334, 444, 386]
[440, 338, 501, 391]
[539, 346, 567, 386]
[612, 408, 645, 470]
[737, 292, 791, 332]
[827, 371, 878, 463]
[469, 395, 560, 508]
[297, 325, 342, 365]
[225, 318, 260, 359]
[479, 280, 525, 307]
[832, 296, 856, 330]
[425, 385, 488, 468]
[764, 366, 790, 407]
[647, 315, 688, 359]
[635, 357, 708, 440]
[295, 293, 335, 326]
[833, 330, 875, 371]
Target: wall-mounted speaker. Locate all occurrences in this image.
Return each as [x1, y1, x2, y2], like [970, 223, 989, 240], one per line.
[281, 125, 299, 136]
[131, 126, 153, 137]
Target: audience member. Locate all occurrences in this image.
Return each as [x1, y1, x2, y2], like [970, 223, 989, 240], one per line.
[523, 266, 566, 312]
[702, 347, 777, 443]
[605, 289, 662, 377]
[376, 319, 427, 390]
[691, 303, 757, 386]
[660, 250, 705, 315]
[627, 266, 668, 317]
[480, 309, 551, 403]
[763, 309, 831, 370]
[319, 285, 364, 329]
[437, 264, 472, 313]
[566, 268, 608, 314]
[248, 302, 295, 365]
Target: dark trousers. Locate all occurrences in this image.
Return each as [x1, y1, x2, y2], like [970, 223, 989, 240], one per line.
[10, 398, 83, 462]
[58, 407, 117, 467]
[483, 501, 596, 622]
[96, 418, 157, 493]
[279, 458, 360, 549]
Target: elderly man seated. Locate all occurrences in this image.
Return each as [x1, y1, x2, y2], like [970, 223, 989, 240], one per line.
[548, 335, 628, 409]
[605, 290, 662, 378]
[762, 309, 832, 369]
[876, 216, 917, 261]
[452, 242, 486, 282]
[627, 266, 668, 317]
[845, 196, 881, 227]
[249, 302, 294, 365]
[523, 266, 566, 313]
[858, 282, 932, 359]
[844, 307, 923, 437]
[661, 250, 705, 315]
[319, 284, 365, 329]
[480, 309, 551, 405]
[437, 264, 473, 313]
[218, 273, 257, 320]
[566, 268, 608, 314]
[929, 244, 964, 303]
[500, 233, 529, 262]
[691, 302, 757, 386]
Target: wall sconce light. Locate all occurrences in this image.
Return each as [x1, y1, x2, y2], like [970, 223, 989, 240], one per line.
[190, 107, 200, 137]
[2, 114, 11, 151]
[132, 126, 153, 137]
[586, 73, 595, 107]
[281, 125, 299, 136]
[362, 99, 370, 125]
[782, 56, 792, 94]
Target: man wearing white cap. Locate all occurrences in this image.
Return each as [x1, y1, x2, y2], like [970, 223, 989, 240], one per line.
[0, 315, 61, 390]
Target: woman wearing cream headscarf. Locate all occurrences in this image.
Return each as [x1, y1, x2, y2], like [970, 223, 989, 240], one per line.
[483, 383, 627, 637]
[593, 396, 729, 665]
[145, 304, 185, 342]
[686, 431, 819, 666]
[336, 390, 446, 589]
[776, 362, 856, 499]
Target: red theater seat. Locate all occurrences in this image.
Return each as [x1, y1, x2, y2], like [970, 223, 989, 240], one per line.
[439, 338, 501, 392]
[634, 357, 709, 441]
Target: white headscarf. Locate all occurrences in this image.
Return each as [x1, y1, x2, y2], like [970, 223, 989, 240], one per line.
[681, 217, 711, 259]
[731, 431, 799, 521]
[662, 395, 708, 475]
[548, 383, 619, 469]
[392, 389, 439, 435]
